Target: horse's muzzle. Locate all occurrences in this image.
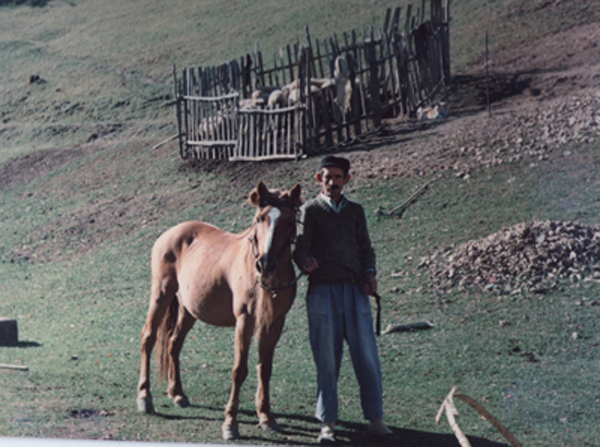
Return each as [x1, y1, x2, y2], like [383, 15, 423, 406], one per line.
[256, 257, 278, 281]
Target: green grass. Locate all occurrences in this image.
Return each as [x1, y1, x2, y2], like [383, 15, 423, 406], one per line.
[2, 141, 600, 445]
[1, 0, 600, 445]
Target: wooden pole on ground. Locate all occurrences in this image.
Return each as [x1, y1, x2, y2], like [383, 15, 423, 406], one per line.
[0, 364, 29, 371]
[437, 387, 523, 447]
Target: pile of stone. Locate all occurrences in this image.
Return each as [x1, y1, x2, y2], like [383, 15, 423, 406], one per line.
[425, 220, 600, 294]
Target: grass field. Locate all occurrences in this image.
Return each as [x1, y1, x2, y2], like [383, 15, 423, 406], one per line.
[1, 0, 600, 446]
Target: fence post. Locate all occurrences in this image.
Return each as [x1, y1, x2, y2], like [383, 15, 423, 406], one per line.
[173, 65, 185, 159]
[365, 40, 382, 128]
[443, 0, 451, 84]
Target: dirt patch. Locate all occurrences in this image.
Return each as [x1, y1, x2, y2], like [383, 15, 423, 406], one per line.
[0, 145, 98, 192]
[49, 408, 125, 440]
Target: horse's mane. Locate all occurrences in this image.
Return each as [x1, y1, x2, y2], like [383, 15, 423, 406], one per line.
[233, 189, 300, 243]
[257, 189, 301, 211]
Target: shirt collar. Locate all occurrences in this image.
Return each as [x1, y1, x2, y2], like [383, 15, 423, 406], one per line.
[319, 193, 347, 213]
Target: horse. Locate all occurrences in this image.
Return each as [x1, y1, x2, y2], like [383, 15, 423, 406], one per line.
[136, 181, 302, 440]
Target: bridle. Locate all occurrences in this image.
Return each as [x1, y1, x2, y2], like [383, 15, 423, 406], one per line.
[248, 202, 304, 295]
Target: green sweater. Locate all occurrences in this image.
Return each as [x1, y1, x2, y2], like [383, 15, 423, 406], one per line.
[293, 194, 376, 286]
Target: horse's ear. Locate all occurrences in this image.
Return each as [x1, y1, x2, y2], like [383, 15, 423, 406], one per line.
[249, 180, 268, 206]
[288, 183, 302, 207]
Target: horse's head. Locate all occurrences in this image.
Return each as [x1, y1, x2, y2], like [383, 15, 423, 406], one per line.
[248, 181, 302, 282]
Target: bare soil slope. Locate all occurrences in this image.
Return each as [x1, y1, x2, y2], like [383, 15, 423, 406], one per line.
[348, 21, 600, 181]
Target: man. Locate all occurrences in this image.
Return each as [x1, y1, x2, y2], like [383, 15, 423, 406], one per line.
[293, 155, 399, 444]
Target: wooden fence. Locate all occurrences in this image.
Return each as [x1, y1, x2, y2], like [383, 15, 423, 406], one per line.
[174, 0, 451, 161]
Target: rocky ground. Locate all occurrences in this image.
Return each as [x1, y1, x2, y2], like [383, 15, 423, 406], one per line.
[353, 22, 600, 294]
[424, 220, 600, 295]
[348, 22, 600, 181]
[188, 22, 600, 188]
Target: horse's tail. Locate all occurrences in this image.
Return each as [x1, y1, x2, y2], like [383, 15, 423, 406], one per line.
[156, 297, 179, 383]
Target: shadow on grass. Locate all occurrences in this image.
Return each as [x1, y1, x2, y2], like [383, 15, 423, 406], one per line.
[0, 0, 53, 7]
[152, 404, 220, 422]
[276, 416, 510, 446]
[154, 405, 510, 446]
[0, 341, 41, 348]
[18, 341, 41, 348]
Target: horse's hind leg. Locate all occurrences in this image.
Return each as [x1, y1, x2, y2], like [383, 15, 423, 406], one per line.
[137, 274, 177, 414]
[166, 303, 196, 408]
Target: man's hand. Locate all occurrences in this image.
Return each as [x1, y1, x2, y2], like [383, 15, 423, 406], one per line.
[301, 257, 320, 273]
[363, 271, 378, 296]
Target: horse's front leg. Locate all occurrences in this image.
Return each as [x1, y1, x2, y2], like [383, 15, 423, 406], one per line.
[256, 315, 286, 434]
[222, 311, 254, 441]
[167, 304, 196, 408]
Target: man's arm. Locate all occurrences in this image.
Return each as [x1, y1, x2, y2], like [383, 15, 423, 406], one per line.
[356, 205, 376, 274]
[293, 204, 319, 272]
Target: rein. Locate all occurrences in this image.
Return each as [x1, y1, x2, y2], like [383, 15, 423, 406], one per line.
[258, 269, 304, 296]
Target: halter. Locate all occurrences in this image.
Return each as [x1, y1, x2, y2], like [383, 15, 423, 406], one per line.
[248, 201, 301, 296]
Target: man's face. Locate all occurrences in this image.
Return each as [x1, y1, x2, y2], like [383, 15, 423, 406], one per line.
[316, 166, 350, 201]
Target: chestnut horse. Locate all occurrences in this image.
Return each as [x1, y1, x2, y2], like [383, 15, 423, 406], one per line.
[136, 181, 302, 440]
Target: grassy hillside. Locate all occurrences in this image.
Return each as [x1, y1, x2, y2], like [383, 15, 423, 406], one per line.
[1, 0, 600, 446]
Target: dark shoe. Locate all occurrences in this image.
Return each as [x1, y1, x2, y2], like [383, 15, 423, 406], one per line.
[366, 420, 401, 445]
[369, 431, 401, 445]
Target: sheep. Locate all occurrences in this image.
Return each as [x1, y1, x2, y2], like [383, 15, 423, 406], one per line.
[333, 55, 352, 117]
[417, 102, 449, 120]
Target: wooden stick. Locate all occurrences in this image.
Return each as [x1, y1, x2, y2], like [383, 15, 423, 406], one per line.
[0, 364, 29, 371]
[386, 175, 439, 217]
[382, 320, 434, 334]
[455, 393, 523, 447]
[152, 134, 180, 150]
[445, 404, 471, 447]
[436, 387, 471, 447]
[436, 386, 456, 424]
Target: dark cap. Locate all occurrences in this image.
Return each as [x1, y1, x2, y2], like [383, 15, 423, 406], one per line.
[318, 155, 350, 176]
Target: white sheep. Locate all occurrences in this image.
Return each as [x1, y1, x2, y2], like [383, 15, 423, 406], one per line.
[417, 102, 449, 120]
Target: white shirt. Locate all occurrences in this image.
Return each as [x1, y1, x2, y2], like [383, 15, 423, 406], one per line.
[319, 193, 348, 213]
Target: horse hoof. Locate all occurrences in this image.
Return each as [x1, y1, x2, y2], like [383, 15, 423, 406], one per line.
[222, 424, 240, 441]
[173, 395, 190, 408]
[260, 420, 284, 435]
[137, 396, 154, 414]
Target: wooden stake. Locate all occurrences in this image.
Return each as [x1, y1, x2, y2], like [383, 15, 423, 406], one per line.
[485, 30, 491, 116]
